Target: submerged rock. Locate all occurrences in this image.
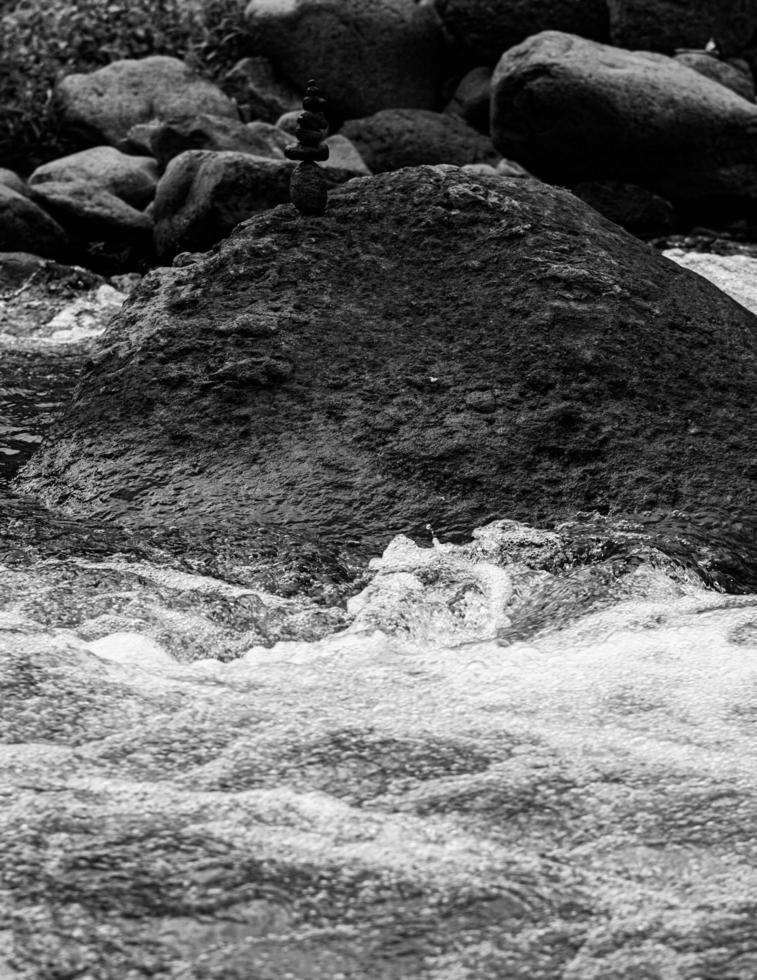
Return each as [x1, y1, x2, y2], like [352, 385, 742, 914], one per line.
[16, 165, 757, 569]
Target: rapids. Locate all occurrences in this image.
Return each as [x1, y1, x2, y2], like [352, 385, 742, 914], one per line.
[2, 251, 757, 976]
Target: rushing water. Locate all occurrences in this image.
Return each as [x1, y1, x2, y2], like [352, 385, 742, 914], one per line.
[2, 255, 757, 977]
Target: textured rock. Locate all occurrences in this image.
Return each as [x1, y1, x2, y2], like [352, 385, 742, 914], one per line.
[341, 109, 498, 173]
[674, 52, 756, 102]
[152, 149, 365, 261]
[0, 184, 68, 259]
[29, 146, 159, 208]
[17, 166, 757, 563]
[243, 0, 443, 118]
[573, 180, 675, 237]
[56, 55, 239, 146]
[491, 31, 757, 205]
[132, 113, 288, 168]
[433, 0, 610, 65]
[222, 55, 301, 122]
[608, 0, 757, 58]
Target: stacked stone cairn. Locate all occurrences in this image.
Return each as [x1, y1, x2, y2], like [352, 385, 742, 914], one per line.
[284, 79, 330, 215]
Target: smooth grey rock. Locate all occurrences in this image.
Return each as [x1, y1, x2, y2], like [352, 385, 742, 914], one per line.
[674, 52, 756, 102]
[243, 0, 443, 118]
[135, 113, 288, 168]
[341, 109, 498, 173]
[56, 55, 239, 146]
[29, 146, 159, 208]
[30, 180, 153, 240]
[222, 55, 301, 122]
[491, 31, 757, 205]
[152, 149, 366, 261]
[444, 65, 493, 132]
[0, 167, 29, 198]
[0, 184, 68, 260]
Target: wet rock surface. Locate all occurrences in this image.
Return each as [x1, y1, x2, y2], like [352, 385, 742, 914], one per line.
[15, 165, 757, 587]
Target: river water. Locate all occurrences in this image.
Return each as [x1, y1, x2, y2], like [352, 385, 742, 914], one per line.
[2, 254, 757, 978]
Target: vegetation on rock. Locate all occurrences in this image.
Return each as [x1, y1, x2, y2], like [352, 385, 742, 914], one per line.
[0, 0, 249, 172]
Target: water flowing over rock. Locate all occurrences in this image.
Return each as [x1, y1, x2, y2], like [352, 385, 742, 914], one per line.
[16, 166, 757, 585]
[4, 517, 757, 977]
[490, 31, 757, 206]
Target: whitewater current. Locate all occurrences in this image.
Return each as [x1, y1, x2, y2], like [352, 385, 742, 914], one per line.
[2, 251, 757, 977]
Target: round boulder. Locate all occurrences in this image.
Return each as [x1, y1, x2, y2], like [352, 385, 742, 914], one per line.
[152, 149, 366, 261]
[17, 166, 757, 568]
[55, 55, 239, 147]
[491, 31, 757, 205]
[433, 0, 610, 65]
[243, 0, 443, 118]
[341, 109, 498, 173]
[29, 147, 159, 208]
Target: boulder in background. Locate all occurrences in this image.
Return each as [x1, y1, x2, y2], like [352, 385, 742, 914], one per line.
[491, 32, 757, 206]
[243, 0, 443, 118]
[29, 146, 159, 208]
[55, 56, 239, 147]
[433, 0, 610, 65]
[0, 185, 68, 260]
[341, 109, 498, 173]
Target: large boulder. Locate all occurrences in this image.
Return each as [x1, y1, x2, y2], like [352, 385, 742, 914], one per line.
[433, 0, 610, 65]
[243, 0, 443, 118]
[490, 31, 757, 205]
[608, 0, 757, 58]
[341, 109, 498, 173]
[152, 149, 366, 261]
[17, 166, 757, 562]
[674, 52, 756, 102]
[29, 146, 159, 208]
[0, 184, 68, 260]
[55, 55, 239, 147]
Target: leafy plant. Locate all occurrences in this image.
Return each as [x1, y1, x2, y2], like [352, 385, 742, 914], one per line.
[0, 0, 250, 173]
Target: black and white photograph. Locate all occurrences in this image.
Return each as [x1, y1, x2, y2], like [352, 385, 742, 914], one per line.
[2, 0, 757, 976]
